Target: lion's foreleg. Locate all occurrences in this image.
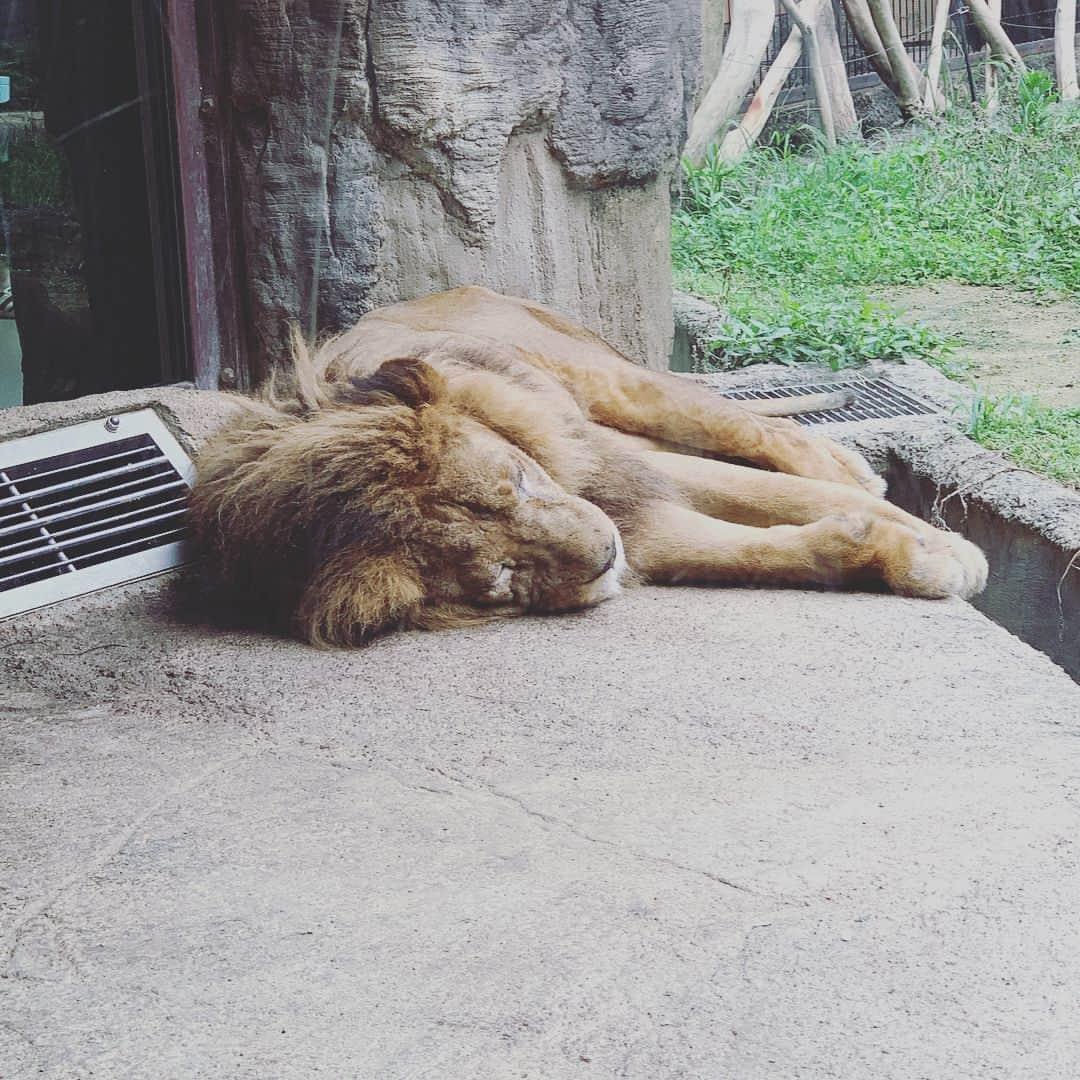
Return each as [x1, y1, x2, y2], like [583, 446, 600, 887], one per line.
[628, 500, 987, 600]
[643, 451, 914, 529]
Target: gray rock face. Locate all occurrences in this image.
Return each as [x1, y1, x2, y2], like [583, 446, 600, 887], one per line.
[224, 0, 699, 376]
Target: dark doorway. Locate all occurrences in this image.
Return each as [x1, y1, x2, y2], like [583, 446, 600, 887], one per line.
[0, 0, 190, 407]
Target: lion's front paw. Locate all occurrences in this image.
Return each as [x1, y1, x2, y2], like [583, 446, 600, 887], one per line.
[763, 419, 886, 495]
[879, 522, 988, 600]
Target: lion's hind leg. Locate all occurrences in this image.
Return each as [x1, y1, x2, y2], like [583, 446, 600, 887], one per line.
[560, 363, 883, 494]
[630, 501, 985, 600]
[643, 451, 896, 528]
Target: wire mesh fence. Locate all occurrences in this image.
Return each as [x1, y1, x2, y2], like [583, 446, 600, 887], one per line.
[753, 1, 1077, 93]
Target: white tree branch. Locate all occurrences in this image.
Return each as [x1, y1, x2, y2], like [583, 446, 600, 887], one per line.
[1056, 0, 1079, 100]
[865, 0, 925, 117]
[718, 0, 828, 163]
[923, 0, 952, 112]
[839, 0, 901, 95]
[685, 1, 777, 166]
[778, 0, 836, 148]
[965, 0, 1027, 71]
[816, 0, 860, 137]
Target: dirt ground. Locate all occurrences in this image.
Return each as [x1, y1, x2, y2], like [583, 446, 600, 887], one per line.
[874, 283, 1080, 408]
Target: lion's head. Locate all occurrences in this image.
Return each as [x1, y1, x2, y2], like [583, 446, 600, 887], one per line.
[190, 356, 626, 645]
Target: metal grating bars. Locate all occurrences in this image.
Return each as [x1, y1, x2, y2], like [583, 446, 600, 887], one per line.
[721, 376, 937, 426]
[0, 410, 194, 619]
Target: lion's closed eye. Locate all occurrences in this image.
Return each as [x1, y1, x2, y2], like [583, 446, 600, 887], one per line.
[462, 465, 528, 517]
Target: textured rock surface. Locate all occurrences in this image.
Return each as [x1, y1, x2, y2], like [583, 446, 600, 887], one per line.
[224, 0, 699, 375]
[670, 289, 727, 371]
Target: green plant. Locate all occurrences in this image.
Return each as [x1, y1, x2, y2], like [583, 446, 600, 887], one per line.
[964, 393, 1080, 487]
[705, 294, 954, 371]
[674, 82, 1080, 487]
[1015, 68, 1059, 134]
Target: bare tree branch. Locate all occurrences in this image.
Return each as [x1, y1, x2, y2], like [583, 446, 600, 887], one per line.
[838, 0, 901, 96]
[965, 0, 1027, 70]
[816, 0, 860, 137]
[923, 0, 953, 112]
[779, 0, 836, 148]
[985, 0, 1003, 114]
[685, 2, 776, 165]
[1056, 0, 1079, 100]
[719, 0, 828, 163]
[865, 0, 925, 117]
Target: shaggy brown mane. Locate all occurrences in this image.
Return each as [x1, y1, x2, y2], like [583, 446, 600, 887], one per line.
[191, 353, 448, 643]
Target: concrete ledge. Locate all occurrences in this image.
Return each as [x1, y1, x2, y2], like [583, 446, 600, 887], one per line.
[3, 355, 1080, 1076]
[2, 576, 1079, 1077]
[0, 386, 242, 456]
[670, 291, 727, 373]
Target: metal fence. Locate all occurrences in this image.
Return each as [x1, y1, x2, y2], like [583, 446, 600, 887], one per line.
[754, 1, 1077, 93]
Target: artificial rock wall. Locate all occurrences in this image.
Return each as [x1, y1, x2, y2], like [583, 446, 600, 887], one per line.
[225, 0, 699, 373]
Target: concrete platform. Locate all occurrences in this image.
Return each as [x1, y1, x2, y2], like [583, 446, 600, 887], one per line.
[3, 576, 1079, 1078]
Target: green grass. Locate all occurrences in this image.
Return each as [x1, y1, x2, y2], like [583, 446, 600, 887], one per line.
[674, 75, 1080, 485]
[675, 83, 1080, 300]
[708, 293, 955, 370]
[965, 395, 1080, 488]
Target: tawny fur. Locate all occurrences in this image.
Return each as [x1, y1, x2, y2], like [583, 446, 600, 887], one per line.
[190, 287, 988, 645]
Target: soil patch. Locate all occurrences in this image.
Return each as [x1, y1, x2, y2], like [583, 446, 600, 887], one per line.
[874, 283, 1080, 408]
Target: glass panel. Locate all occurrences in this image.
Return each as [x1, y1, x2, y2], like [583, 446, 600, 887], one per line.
[0, 0, 188, 408]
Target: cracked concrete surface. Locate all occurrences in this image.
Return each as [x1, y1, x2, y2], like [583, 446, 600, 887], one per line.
[3, 572, 1080, 1078]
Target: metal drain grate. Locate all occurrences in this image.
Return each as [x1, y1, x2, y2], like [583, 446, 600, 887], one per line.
[0, 409, 194, 619]
[721, 376, 937, 426]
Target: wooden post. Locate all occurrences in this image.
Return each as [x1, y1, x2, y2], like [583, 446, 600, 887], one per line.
[923, 0, 952, 112]
[167, 0, 250, 390]
[685, 1, 777, 165]
[779, 0, 836, 149]
[1057, 0, 1079, 101]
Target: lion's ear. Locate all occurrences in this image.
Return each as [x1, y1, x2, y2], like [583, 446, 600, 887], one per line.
[297, 550, 424, 647]
[342, 357, 447, 410]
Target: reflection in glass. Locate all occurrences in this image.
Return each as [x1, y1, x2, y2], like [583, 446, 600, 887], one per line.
[0, 0, 186, 408]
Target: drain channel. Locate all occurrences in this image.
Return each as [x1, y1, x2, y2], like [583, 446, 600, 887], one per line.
[721, 376, 937, 426]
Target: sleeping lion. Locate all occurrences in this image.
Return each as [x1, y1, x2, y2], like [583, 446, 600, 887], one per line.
[189, 286, 988, 645]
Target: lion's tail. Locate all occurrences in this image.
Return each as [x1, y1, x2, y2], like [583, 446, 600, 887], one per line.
[736, 389, 855, 417]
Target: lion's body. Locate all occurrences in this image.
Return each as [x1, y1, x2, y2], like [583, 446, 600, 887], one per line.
[190, 287, 987, 644]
